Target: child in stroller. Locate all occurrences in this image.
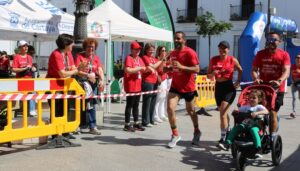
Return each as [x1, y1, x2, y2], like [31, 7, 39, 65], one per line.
[225, 84, 283, 170]
[219, 89, 269, 152]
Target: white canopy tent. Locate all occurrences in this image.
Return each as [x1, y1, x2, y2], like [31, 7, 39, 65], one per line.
[0, 0, 109, 41]
[88, 0, 173, 42]
[88, 0, 173, 114]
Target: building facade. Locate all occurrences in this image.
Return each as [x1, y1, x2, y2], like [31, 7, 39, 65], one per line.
[1, 0, 298, 69]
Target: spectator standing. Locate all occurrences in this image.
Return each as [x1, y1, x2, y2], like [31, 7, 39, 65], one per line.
[46, 34, 79, 139]
[12, 40, 37, 116]
[0, 51, 10, 78]
[123, 41, 146, 132]
[153, 45, 169, 122]
[290, 54, 300, 118]
[207, 40, 243, 149]
[141, 43, 162, 127]
[75, 38, 104, 135]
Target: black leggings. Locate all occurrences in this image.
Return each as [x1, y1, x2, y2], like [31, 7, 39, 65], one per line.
[125, 94, 141, 123]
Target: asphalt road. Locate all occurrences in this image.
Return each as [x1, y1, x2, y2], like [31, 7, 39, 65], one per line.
[0, 88, 299, 171]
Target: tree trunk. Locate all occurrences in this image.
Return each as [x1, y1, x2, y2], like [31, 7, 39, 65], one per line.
[208, 35, 211, 60]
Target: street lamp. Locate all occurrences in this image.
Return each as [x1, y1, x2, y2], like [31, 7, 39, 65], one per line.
[266, 0, 271, 38]
[73, 0, 90, 55]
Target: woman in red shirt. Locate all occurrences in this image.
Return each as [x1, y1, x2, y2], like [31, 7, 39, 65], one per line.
[12, 40, 37, 116]
[207, 41, 243, 150]
[123, 41, 146, 132]
[75, 38, 104, 135]
[153, 45, 169, 123]
[0, 51, 10, 78]
[290, 54, 300, 118]
[141, 43, 162, 127]
[46, 34, 79, 139]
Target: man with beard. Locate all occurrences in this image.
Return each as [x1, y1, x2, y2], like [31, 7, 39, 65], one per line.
[251, 32, 291, 140]
[165, 31, 201, 148]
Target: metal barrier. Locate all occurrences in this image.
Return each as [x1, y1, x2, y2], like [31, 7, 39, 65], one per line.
[0, 78, 85, 149]
[195, 75, 216, 116]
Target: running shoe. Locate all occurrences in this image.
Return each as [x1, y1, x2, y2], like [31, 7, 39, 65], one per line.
[168, 135, 181, 148]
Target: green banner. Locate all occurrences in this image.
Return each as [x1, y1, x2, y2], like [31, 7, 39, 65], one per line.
[94, 0, 103, 6]
[141, 0, 174, 50]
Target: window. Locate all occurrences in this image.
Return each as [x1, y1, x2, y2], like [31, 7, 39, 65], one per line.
[186, 39, 197, 52]
[187, 0, 198, 22]
[241, 0, 254, 20]
[132, 0, 140, 19]
[233, 35, 240, 61]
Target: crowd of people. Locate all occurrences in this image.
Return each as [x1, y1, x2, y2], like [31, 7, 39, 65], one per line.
[0, 30, 299, 150]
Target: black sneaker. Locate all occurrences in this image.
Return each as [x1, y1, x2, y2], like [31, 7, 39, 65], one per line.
[217, 139, 229, 151]
[133, 123, 145, 131]
[123, 124, 135, 132]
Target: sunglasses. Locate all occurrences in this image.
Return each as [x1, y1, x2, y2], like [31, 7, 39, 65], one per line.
[267, 37, 279, 43]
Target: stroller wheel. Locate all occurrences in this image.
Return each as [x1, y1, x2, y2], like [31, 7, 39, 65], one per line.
[272, 135, 282, 166]
[236, 151, 246, 171]
[231, 143, 237, 159]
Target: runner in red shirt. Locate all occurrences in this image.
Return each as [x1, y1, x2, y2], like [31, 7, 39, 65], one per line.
[141, 43, 162, 127]
[252, 32, 291, 138]
[207, 40, 243, 150]
[123, 41, 146, 132]
[290, 54, 300, 118]
[165, 31, 201, 148]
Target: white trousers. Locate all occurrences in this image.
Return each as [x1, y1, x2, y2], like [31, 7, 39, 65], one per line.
[153, 79, 168, 119]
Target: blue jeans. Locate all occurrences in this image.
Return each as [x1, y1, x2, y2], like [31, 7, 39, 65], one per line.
[87, 85, 99, 129]
[29, 100, 36, 113]
[142, 81, 157, 125]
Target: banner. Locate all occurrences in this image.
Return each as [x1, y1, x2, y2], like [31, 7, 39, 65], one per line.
[95, 0, 104, 7]
[141, 0, 174, 50]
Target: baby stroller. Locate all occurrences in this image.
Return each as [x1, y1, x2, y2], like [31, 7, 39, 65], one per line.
[230, 84, 282, 171]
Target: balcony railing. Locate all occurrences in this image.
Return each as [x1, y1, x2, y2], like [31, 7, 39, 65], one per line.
[230, 3, 263, 21]
[176, 7, 204, 23]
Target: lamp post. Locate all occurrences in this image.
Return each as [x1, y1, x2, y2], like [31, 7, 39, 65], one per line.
[73, 0, 90, 55]
[266, 0, 271, 38]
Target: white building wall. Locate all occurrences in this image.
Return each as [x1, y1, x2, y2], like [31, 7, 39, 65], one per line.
[2, 0, 299, 69]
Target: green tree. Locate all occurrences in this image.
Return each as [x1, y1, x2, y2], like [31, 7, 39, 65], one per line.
[195, 11, 233, 60]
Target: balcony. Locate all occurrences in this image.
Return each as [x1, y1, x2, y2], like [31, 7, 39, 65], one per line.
[176, 7, 204, 23]
[230, 2, 263, 21]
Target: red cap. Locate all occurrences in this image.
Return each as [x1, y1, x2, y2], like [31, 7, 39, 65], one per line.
[131, 41, 141, 49]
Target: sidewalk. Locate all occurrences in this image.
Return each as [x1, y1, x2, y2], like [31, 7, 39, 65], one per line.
[0, 88, 299, 171]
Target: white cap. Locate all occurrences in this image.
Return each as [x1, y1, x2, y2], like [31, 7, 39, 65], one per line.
[18, 40, 28, 47]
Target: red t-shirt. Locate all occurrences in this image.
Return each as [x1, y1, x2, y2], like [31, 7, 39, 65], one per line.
[46, 49, 75, 78]
[124, 55, 145, 93]
[291, 64, 300, 81]
[75, 53, 102, 75]
[12, 54, 33, 78]
[157, 62, 167, 82]
[253, 48, 291, 92]
[0, 57, 10, 72]
[208, 55, 236, 79]
[142, 55, 159, 84]
[169, 46, 199, 93]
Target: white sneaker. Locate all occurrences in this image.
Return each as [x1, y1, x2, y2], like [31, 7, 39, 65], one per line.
[168, 135, 181, 148]
[29, 111, 37, 116]
[154, 118, 163, 123]
[161, 117, 169, 122]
